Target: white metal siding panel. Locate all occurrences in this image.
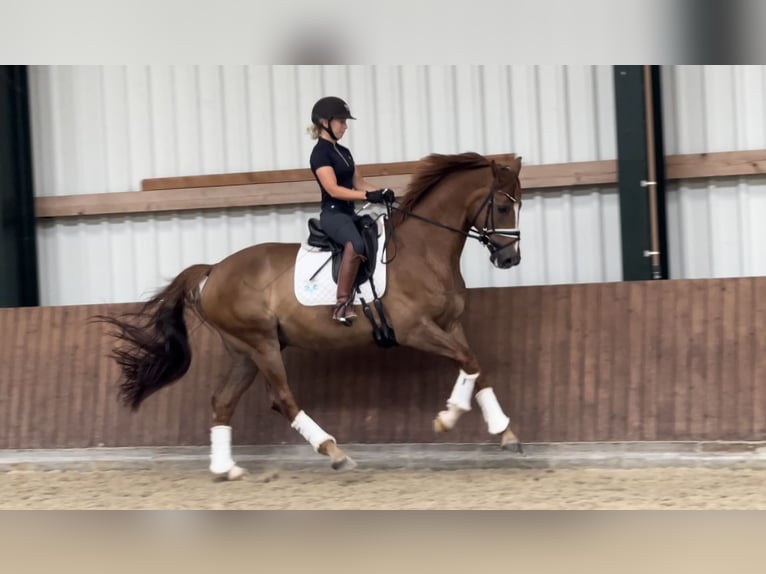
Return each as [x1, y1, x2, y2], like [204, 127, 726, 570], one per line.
[35, 206, 323, 306]
[662, 65, 766, 280]
[29, 65, 619, 305]
[461, 187, 622, 288]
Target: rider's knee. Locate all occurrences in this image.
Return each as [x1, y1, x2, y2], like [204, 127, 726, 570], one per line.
[347, 238, 365, 257]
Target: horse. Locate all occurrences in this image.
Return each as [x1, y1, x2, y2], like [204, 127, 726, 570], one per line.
[98, 151, 524, 480]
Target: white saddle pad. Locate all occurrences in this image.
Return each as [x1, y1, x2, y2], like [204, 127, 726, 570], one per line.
[294, 212, 388, 306]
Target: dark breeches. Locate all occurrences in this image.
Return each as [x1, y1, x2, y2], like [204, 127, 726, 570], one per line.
[319, 210, 364, 255]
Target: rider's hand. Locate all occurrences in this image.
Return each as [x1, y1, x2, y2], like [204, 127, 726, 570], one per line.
[365, 189, 387, 203]
[380, 188, 396, 204]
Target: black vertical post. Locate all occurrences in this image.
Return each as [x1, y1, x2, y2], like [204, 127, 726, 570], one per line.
[649, 65, 669, 280]
[613, 65, 669, 281]
[0, 66, 39, 306]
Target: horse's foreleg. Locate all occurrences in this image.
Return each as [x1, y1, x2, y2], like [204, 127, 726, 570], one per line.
[448, 323, 520, 451]
[209, 343, 260, 480]
[246, 335, 356, 471]
[477, 386, 520, 451]
[401, 319, 482, 432]
[403, 320, 518, 449]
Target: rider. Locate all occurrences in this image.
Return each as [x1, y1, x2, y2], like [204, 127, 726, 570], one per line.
[308, 96, 395, 325]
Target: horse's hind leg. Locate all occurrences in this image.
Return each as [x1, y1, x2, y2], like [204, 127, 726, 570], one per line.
[209, 336, 260, 480]
[242, 332, 356, 471]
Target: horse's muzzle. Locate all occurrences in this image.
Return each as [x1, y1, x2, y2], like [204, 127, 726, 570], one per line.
[490, 242, 521, 269]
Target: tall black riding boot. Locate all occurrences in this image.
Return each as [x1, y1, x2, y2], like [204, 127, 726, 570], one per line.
[332, 242, 364, 325]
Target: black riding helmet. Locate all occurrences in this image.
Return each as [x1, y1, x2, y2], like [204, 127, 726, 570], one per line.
[311, 96, 356, 140]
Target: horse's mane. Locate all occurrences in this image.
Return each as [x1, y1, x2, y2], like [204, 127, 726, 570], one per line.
[397, 152, 491, 213]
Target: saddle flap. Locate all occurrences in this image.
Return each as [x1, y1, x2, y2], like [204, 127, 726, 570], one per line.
[330, 214, 379, 287]
[358, 214, 379, 278]
[307, 218, 336, 251]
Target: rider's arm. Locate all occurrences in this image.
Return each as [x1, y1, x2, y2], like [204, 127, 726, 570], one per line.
[352, 169, 379, 193]
[315, 166, 368, 201]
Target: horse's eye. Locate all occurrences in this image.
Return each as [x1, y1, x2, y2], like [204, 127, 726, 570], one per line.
[497, 205, 511, 214]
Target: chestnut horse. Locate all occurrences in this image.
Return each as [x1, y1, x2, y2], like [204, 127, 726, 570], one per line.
[99, 152, 524, 479]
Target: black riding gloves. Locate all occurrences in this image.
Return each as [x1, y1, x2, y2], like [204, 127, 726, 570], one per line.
[382, 188, 396, 204]
[365, 189, 386, 203]
[365, 188, 396, 204]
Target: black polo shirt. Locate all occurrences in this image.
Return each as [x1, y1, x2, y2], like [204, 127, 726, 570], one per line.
[310, 138, 356, 215]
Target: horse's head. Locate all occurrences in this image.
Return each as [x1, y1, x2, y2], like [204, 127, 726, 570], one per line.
[467, 156, 523, 269]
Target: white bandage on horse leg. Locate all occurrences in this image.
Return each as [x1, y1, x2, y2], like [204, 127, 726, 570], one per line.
[437, 370, 480, 430]
[475, 387, 511, 434]
[291, 410, 336, 452]
[209, 425, 235, 474]
[447, 369, 479, 411]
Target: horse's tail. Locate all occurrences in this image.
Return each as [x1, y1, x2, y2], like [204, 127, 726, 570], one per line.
[94, 264, 212, 411]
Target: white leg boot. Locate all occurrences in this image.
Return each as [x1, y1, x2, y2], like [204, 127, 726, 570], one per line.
[209, 425, 245, 480]
[434, 370, 479, 432]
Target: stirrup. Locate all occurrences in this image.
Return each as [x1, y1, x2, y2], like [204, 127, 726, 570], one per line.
[332, 301, 357, 325]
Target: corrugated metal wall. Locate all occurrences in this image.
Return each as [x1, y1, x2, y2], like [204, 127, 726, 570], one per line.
[29, 65, 620, 305]
[662, 65, 766, 280]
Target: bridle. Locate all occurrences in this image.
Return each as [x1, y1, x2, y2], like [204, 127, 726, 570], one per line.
[466, 175, 521, 255]
[379, 168, 521, 263]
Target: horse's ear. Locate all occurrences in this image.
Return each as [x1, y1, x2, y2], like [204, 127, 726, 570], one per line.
[514, 156, 523, 172]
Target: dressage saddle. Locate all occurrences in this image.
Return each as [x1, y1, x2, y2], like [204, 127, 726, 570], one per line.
[306, 214, 380, 287]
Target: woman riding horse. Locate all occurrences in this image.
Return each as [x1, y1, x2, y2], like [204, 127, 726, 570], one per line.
[98, 149, 524, 479]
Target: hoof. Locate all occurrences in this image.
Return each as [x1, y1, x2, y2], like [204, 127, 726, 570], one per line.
[211, 464, 246, 481]
[500, 427, 523, 454]
[501, 441, 524, 455]
[331, 455, 358, 471]
[433, 416, 451, 433]
[227, 465, 246, 480]
[434, 408, 462, 433]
